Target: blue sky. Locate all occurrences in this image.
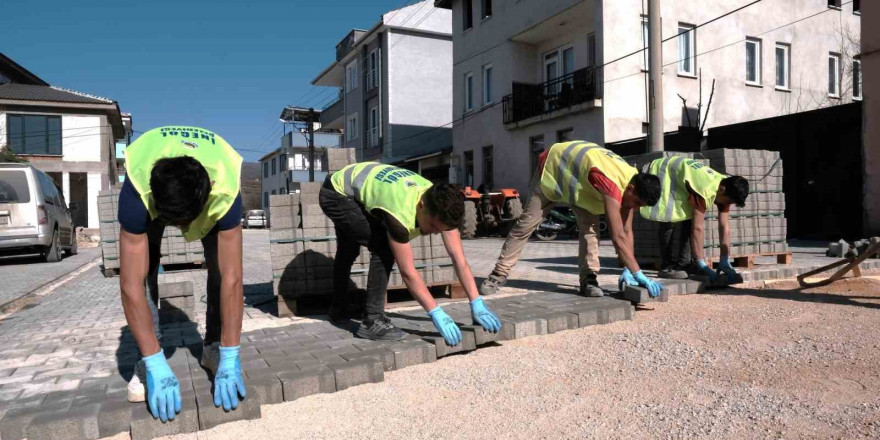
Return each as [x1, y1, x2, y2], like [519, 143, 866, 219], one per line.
[1, 0, 407, 162]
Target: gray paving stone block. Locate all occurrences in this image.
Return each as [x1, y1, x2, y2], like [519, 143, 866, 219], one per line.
[157, 281, 194, 299]
[426, 329, 477, 357]
[461, 322, 513, 345]
[511, 318, 548, 339]
[330, 359, 384, 391]
[194, 385, 261, 430]
[541, 312, 580, 334]
[96, 398, 134, 439]
[129, 392, 199, 440]
[341, 348, 396, 372]
[26, 402, 101, 440]
[278, 368, 336, 401]
[386, 341, 438, 369]
[247, 374, 285, 406]
[0, 401, 71, 440]
[622, 285, 669, 303]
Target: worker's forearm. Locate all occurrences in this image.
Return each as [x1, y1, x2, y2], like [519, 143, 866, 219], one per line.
[691, 225, 706, 261]
[120, 283, 161, 357]
[613, 233, 640, 273]
[220, 278, 243, 347]
[720, 226, 731, 257]
[452, 259, 479, 301]
[402, 270, 437, 312]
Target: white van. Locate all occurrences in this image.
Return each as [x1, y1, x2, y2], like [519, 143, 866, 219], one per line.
[0, 164, 77, 262]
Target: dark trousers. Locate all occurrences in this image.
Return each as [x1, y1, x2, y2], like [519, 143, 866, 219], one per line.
[146, 221, 223, 346]
[658, 220, 693, 269]
[318, 177, 393, 323]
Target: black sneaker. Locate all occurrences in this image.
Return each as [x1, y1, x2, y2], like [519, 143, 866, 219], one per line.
[579, 281, 605, 297]
[356, 317, 407, 341]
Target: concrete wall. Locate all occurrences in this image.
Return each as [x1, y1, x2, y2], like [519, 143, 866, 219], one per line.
[384, 0, 451, 34]
[602, 0, 862, 143]
[863, 0, 879, 235]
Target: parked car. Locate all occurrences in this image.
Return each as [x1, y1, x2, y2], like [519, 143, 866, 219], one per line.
[244, 209, 267, 229]
[0, 164, 77, 262]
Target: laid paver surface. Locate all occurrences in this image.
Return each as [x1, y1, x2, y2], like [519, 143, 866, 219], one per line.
[0, 246, 100, 307]
[0, 230, 876, 440]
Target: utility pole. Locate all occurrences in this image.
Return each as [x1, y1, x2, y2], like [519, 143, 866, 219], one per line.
[648, 0, 665, 152]
[307, 108, 316, 182]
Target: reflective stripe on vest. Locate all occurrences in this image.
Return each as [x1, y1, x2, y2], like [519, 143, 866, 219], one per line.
[539, 141, 638, 215]
[125, 126, 242, 242]
[331, 162, 433, 241]
[640, 156, 726, 223]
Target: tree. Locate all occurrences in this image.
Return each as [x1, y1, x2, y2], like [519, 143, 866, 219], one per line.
[0, 144, 27, 163]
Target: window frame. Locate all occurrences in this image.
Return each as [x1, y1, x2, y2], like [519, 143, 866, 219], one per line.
[347, 113, 359, 141]
[828, 53, 841, 98]
[827, 0, 842, 9]
[481, 0, 492, 20]
[463, 0, 474, 31]
[482, 64, 493, 106]
[482, 145, 494, 189]
[587, 32, 597, 68]
[263, 161, 269, 178]
[464, 72, 475, 112]
[368, 49, 379, 89]
[529, 135, 545, 176]
[556, 128, 574, 143]
[368, 106, 379, 147]
[463, 150, 474, 188]
[853, 0, 860, 14]
[641, 17, 649, 71]
[6, 114, 63, 156]
[853, 58, 862, 100]
[345, 61, 358, 93]
[677, 23, 697, 77]
[745, 38, 762, 86]
[774, 43, 790, 90]
[271, 157, 277, 175]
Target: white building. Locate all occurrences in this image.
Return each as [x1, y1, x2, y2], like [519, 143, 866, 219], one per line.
[435, 0, 862, 194]
[258, 127, 340, 211]
[0, 53, 127, 229]
[312, 1, 454, 182]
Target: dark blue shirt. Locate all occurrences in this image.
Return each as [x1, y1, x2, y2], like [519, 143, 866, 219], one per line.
[118, 178, 242, 235]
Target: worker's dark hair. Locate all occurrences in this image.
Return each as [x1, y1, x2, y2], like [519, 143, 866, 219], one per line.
[630, 172, 661, 206]
[150, 156, 211, 226]
[721, 175, 749, 208]
[423, 183, 464, 229]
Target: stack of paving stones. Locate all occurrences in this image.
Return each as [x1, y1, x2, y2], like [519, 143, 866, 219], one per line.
[0, 291, 638, 440]
[97, 190, 205, 275]
[269, 149, 456, 317]
[626, 150, 789, 268]
[158, 282, 197, 324]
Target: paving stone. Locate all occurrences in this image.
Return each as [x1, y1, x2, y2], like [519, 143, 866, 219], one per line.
[511, 318, 548, 339]
[385, 340, 438, 369]
[0, 400, 71, 440]
[461, 322, 513, 345]
[622, 285, 669, 303]
[193, 385, 261, 430]
[247, 374, 285, 405]
[97, 398, 134, 439]
[540, 312, 580, 334]
[341, 348, 396, 372]
[277, 367, 336, 401]
[329, 358, 384, 391]
[426, 329, 477, 357]
[129, 391, 199, 440]
[26, 402, 101, 440]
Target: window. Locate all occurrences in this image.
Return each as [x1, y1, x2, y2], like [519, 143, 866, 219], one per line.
[280, 153, 287, 172]
[481, 0, 492, 19]
[291, 153, 323, 171]
[271, 190, 276, 196]
[271, 157, 277, 175]
[264, 192, 269, 208]
[775, 43, 790, 89]
[464, 73, 474, 112]
[828, 53, 841, 97]
[587, 33, 597, 68]
[745, 38, 761, 85]
[483, 64, 493, 105]
[482, 146, 494, 189]
[853, 59, 862, 100]
[529, 135, 545, 176]
[347, 114, 359, 141]
[6, 115, 62, 155]
[678, 24, 696, 76]
[854, 0, 860, 13]
[368, 106, 379, 147]
[557, 128, 573, 143]
[368, 50, 379, 90]
[464, 151, 474, 187]
[544, 46, 574, 93]
[827, 0, 841, 8]
[279, 187, 285, 195]
[263, 161, 269, 178]
[0, 170, 31, 203]
[641, 17, 649, 70]
[345, 61, 358, 92]
[463, 0, 473, 30]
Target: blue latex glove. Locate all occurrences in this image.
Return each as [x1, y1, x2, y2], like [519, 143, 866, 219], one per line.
[697, 259, 718, 283]
[717, 256, 738, 283]
[470, 298, 501, 333]
[213, 345, 246, 411]
[428, 306, 462, 346]
[618, 268, 638, 291]
[143, 350, 181, 422]
[633, 270, 663, 298]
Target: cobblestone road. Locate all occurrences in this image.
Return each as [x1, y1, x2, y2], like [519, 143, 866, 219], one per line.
[0, 246, 101, 308]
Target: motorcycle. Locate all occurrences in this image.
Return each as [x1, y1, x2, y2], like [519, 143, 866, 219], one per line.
[535, 207, 608, 241]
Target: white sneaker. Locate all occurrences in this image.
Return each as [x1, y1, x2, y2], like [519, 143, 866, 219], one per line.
[127, 360, 146, 403]
[200, 342, 220, 375]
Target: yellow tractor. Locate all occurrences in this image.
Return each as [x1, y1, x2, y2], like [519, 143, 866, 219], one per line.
[459, 186, 523, 239]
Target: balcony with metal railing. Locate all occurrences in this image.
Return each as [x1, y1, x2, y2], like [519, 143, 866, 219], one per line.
[366, 127, 379, 149]
[502, 66, 603, 127]
[364, 69, 379, 92]
[320, 91, 345, 130]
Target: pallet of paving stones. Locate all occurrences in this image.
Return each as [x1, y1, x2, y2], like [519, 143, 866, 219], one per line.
[98, 190, 206, 277]
[626, 149, 789, 268]
[0, 291, 635, 440]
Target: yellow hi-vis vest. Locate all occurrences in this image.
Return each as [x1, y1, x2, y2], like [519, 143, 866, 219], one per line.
[331, 162, 433, 241]
[639, 156, 727, 223]
[125, 126, 243, 242]
[539, 141, 639, 215]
